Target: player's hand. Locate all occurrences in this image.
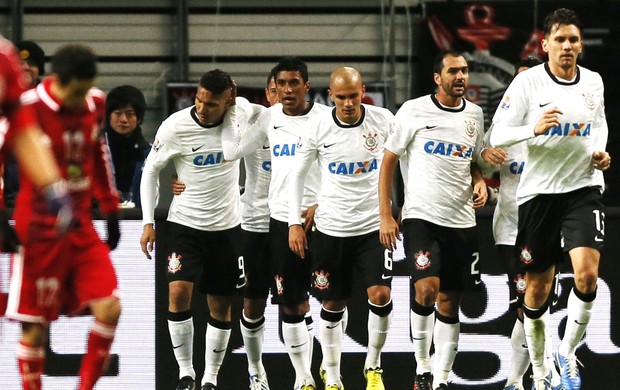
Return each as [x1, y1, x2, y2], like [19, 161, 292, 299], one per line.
[42, 180, 74, 234]
[380, 215, 400, 251]
[140, 223, 156, 260]
[534, 107, 563, 136]
[472, 181, 488, 208]
[301, 204, 317, 234]
[289, 224, 307, 259]
[592, 151, 611, 171]
[106, 213, 121, 250]
[481, 147, 508, 165]
[229, 80, 237, 106]
[0, 210, 20, 253]
[171, 177, 186, 195]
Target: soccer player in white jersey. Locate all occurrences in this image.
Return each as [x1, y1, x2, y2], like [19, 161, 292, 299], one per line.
[140, 69, 260, 390]
[222, 57, 329, 390]
[288, 67, 393, 390]
[489, 8, 610, 390]
[379, 50, 487, 390]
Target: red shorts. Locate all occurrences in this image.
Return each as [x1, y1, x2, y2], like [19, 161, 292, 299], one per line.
[4, 223, 118, 323]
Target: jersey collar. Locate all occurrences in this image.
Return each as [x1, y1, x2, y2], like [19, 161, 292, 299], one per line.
[331, 105, 366, 128]
[430, 93, 466, 112]
[37, 77, 96, 113]
[544, 62, 581, 86]
[190, 106, 224, 128]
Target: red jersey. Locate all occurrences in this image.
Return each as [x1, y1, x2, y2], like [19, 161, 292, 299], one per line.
[13, 78, 119, 240]
[0, 36, 37, 206]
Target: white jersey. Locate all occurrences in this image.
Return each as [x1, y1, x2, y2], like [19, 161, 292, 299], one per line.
[141, 97, 257, 231]
[289, 104, 395, 237]
[222, 102, 329, 223]
[386, 94, 485, 228]
[490, 63, 608, 205]
[485, 128, 525, 245]
[236, 104, 270, 233]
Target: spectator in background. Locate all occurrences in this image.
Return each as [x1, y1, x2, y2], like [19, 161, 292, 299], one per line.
[2, 41, 46, 208]
[104, 85, 150, 208]
[16, 40, 45, 88]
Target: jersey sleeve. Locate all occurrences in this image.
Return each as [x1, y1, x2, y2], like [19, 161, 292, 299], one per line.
[288, 116, 320, 226]
[221, 104, 268, 160]
[140, 118, 182, 225]
[92, 136, 121, 214]
[490, 74, 537, 147]
[386, 102, 417, 156]
[592, 76, 608, 152]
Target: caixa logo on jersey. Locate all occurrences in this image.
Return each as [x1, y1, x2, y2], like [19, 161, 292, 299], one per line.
[272, 143, 296, 156]
[509, 161, 524, 175]
[193, 152, 223, 166]
[328, 159, 378, 175]
[544, 122, 591, 137]
[424, 141, 473, 159]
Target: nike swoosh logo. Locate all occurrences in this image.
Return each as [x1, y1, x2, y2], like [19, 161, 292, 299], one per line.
[326, 324, 340, 329]
[539, 102, 552, 107]
[212, 348, 227, 353]
[574, 319, 588, 325]
[262, 145, 270, 149]
[291, 342, 307, 348]
[324, 143, 336, 148]
[381, 274, 391, 280]
[475, 280, 482, 285]
[192, 145, 204, 152]
[274, 125, 284, 129]
[412, 337, 425, 340]
[172, 343, 185, 349]
[521, 344, 528, 349]
[426, 125, 437, 129]
[236, 282, 247, 289]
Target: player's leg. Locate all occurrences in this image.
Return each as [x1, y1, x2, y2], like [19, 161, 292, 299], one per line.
[18, 322, 48, 390]
[433, 291, 460, 390]
[403, 219, 439, 389]
[79, 296, 121, 390]
[270, 218, 314, 389]
[200, 226, 245, 388]
[239, 230, 271, 388]
[360, 233, 392, 389]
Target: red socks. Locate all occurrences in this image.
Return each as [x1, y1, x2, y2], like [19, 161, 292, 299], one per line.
[17, 341, 45, 390]
[78, 320, 117, 390]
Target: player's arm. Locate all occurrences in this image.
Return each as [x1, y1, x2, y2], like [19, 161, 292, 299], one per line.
[288, 131, 318, 259]
[221, 102, 266, 160]
[379, 149, 401, 251]
[471, 162, 487, 208]
[592, 83, 611, 171]
[92, 134, 121, 249]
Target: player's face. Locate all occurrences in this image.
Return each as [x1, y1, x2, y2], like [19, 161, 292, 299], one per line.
[60, 78, 96, 109]
[435, 55, 468, 100]
[109, 105, 139, 135]
[275, 71, 309, 115]
[329, 78, 365, 125]
[194, 86, 232, 125]
[264, 77, 278, 106]
[543, 23, 582, 72]
[21, 60, 40, 88]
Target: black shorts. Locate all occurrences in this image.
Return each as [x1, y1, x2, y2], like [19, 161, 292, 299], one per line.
[516, 187, 604, 273]
[497, 244, 561, 312]
[242, 229, 271, 299]
[402, 218, 480, 292]
[166, 222, 245, 295]
[309, 229, 392, 301]
[269, 218, 311, 305]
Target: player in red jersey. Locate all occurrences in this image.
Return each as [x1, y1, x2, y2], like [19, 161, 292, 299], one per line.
[4, 44, 121, 390]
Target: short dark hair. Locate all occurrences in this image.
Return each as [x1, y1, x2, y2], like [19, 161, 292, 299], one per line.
[272, 57, 309, 83]
[106, 85, 147, 123]
[433, 50, 464, 75]
[266, 68, 276, 87]
[51, 44, 97, 85]
[513, 57, 542, 77]
[543, 8, 583, 37]
[199, 69, 233, 95]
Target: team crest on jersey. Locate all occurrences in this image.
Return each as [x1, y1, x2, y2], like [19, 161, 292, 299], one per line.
[314, 270, 330, 290]
[464, 120, 477, 138]
[414, 251, 431, 270]
[167, 253, 183, 274]
[582, 92, 595, 110]
[296, 137, 303, 149]
[275, 275, 284, 295]
[500, 95, 510, 110]
[513, 274, 527, 294]
[519, 247, 533, 264]
[362, 132, 379, 151]
[153, 138, 163, 152]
